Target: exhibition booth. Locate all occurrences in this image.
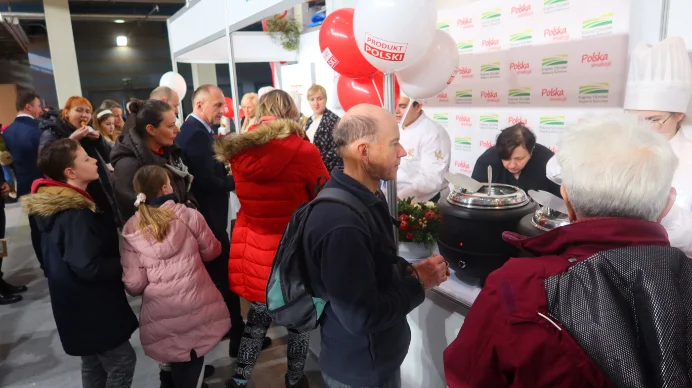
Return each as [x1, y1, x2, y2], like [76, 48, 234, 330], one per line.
[166, 0, 692, 386]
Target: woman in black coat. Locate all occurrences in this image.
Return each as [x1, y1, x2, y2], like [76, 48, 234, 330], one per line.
[22, 139, 138, 385]
[304, 84, 341, 172]
[472, 124, 561, 197]
[38, 96, 121, 225]
[110, 99, 196, 222]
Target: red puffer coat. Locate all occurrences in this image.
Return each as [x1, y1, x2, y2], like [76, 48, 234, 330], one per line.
[215, 117, 329, 303]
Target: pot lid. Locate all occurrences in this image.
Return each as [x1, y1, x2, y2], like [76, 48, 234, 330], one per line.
[447, 183, 529, 209]
[527, 190, 570, 231]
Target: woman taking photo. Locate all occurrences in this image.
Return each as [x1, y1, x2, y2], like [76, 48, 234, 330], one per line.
[111, 99, 195, 221]
[92, 108, 117, 146]
[472, 124, 560, 197]
[39, 96, 120, 225]
[304, 84, 341, 171]
[215, 89, 329, 388]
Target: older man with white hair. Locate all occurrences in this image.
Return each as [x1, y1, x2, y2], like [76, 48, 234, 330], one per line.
[444, 112, 692, 388]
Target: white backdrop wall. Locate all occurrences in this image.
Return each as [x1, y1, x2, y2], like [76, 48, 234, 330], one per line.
[423, 0, 631, 176]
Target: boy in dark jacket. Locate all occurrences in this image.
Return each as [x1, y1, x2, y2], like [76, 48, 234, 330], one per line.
[22, 139, 138, 388]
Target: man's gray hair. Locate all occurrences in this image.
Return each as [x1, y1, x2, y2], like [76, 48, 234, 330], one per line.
[333, 115, 378, 157]
[150, 86, 175, 100]
[558, 112, 678, 221]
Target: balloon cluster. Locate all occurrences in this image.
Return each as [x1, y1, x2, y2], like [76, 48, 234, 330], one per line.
[320, 0, 459, 110]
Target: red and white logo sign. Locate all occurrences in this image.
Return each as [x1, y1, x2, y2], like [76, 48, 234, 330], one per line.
[481, 90, 501, 103]
[508, 116, 528, 125]
[321, 48, 339, 69]
[437, 92, 450, 103]
[509, 61, 532, 75]
[363, 33, 408, 62]
[457, 17, 474, 28]
[480, 140, 495, 149]
[581, 51, 612, 68]
[541, 87, 567, 102]
[511, 4, 533, 17]
[482, 38, 501, 51]
[456, 67, 473, 79]
[456, 115, 472, 127]
[544, 26, 569, 41]
[454, 160, 472, 174]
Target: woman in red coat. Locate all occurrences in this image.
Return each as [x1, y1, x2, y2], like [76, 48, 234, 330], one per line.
[215, 89, 329, 388]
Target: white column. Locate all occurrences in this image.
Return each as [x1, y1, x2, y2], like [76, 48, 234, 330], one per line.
[191, 63, 218, 90]
[43, 0, 81, 107]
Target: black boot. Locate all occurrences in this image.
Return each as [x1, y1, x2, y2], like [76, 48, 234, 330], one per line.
[0, 292, 21, 305]
[0, 278, 27, 294]
[285, 375, 309, 388]
[159, 369, 174, 388]
[204, 365, 215, 378]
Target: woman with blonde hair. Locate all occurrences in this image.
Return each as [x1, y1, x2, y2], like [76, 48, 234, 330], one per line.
[120, 165, 229, 388]
[304, 84, 341, 171]
[239, 93, 258, 133]
[216, 89, 329, 388]
[92, 108, 117, 145]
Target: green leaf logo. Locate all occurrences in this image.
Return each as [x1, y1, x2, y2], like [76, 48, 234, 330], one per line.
[456, 40, 474, 50]
[433, 113, 449, 122]
[455, 89, 473, 98]
[544, 0, 568, 4]
[480, 114, 499, 123]
[510, 30, 533, 42]
[542, 54, 568, 66]
[455, 137, 472, 145]
[540, 116, 565, 125]
[582, 13, 613, 29]
[509, 87, 531, 97]
[436, 20, 450, 30]
[482, 8, 502, 20]
[579, 83, 609, 94]
[481, 62, 501, 72]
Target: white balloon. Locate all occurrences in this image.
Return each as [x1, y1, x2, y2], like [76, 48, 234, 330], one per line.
[159, 72, 187, 100]
[353, 0, 436, 73]
[396, 30, 460, 100]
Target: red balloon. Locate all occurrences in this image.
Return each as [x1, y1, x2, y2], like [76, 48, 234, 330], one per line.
[319, 8, 379, 79]
[223, 97, 234, 119]
[337, 72, 400, 112]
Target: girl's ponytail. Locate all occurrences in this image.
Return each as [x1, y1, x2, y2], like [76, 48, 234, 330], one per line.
[132, 166, 175, 242]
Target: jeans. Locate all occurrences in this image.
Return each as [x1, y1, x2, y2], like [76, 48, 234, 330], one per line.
[322, 370, 401, 388]
[232, 303, 309, 385]
[170, 350, 205, 388]
[81, 341, 136, 388]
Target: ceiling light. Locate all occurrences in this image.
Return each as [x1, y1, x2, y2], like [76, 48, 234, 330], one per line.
[116, 36, 128, 47]
[114, 19, 125, 24]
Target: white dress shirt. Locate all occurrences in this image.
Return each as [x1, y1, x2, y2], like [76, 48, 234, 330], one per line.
[397, 112, 451, 203]
[306, 116, 321, 143]
[16, 113, 35, 119]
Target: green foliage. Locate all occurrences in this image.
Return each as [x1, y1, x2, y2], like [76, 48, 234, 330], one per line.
[397, 198, 442, 248]
[266, 15, 301, 52]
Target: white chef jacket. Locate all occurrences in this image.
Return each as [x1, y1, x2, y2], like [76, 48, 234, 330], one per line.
[546, 130, 692, 257]
[397, 112, 451, 203]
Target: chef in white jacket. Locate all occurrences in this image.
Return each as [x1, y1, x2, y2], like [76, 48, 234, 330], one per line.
[548, 36, 692, 257]
[395, 95, 451, 203]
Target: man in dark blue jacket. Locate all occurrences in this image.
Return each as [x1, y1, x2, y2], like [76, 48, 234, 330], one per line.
[4, 90, 45, 271]
[176, 85, 269, 356]
[303, 104, 450, 388]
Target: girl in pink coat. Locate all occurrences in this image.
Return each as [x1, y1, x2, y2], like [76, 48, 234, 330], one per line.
[120, 165, 230, 388]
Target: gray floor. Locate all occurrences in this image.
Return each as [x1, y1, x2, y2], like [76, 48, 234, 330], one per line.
[0, 203, 324, 388]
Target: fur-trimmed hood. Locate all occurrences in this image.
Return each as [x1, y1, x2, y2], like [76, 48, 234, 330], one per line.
[22, 183, 96, 217]
[214, 117, 308, 181]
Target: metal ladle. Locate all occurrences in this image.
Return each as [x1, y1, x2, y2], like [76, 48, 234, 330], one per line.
[487, 165, 492, 195]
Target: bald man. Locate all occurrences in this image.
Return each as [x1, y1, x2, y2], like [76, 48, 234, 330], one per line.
[303, 104, 450, 388]
[121, 86, 181, 136]
[175, 84, 253, 356]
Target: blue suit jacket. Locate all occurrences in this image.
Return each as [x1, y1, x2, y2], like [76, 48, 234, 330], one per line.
[175, 116, 235, 244]
[4, 116, 44, 197]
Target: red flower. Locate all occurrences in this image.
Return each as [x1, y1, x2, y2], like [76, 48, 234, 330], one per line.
[406, 232, 414, 240]
[400, 213, 409, 221]
[399, 220, 409, 231]
[425, 211, 436, 219]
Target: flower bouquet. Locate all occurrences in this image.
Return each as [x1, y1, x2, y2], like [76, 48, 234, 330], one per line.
[397, 198, 442, 249]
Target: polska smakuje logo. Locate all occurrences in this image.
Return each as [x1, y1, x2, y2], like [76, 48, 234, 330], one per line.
[539, 116, 566, 134]
[455, 113, 472, 126]
[578, 83, 610, 104]
[582, 13, 614, 38]
[542, 54, 568, 75]
[480, 62, 501, 79]
[481, 8, 501, 27]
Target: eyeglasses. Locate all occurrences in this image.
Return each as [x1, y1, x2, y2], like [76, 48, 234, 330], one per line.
[644, 113, 674, 127]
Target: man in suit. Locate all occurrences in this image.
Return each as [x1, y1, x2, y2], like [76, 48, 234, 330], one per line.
[3, 90, 45, 273]
[176, 85, 269, 356]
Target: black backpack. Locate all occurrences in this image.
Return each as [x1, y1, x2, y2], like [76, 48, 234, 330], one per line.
[266, 187, 376, 333]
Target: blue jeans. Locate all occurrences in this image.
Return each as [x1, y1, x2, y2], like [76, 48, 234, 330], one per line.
[322, 370, 401, 388]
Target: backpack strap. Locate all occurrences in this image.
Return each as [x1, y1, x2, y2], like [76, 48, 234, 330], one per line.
[312, 188, 378, 239]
